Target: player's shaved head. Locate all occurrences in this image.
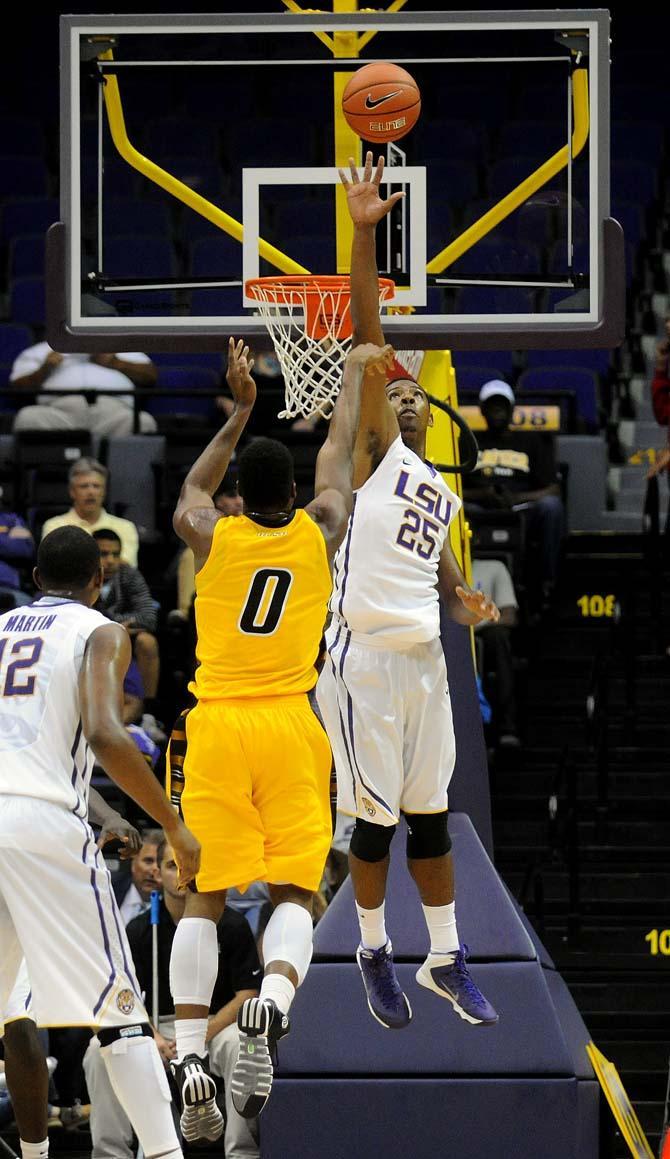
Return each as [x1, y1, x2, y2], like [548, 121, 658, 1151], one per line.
[238, 437, 295, 513]
[37, 527, 101, 591]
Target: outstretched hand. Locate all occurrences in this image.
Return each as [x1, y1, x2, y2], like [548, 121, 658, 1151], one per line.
[226, 337, 256, 410]
[346, 342, 396, 382]
[338, 151, 405, 227]
[455, 585, 500, 624]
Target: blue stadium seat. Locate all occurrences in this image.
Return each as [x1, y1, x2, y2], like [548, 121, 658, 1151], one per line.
[152, 351, 223, 373]
[190, 234, 242, 276]
[149, 366, 220, 418]
[611, 85, 660, 121]
[451, 349, 516, 374]
[414, 119, 485, 162]
[488, 156, 566, 201]
[10, 277, 45, 327]
[104, 199, 173, 238]
[451, 237, 540, 278]
[612, 120, 664, 163]
[612, 159, 658, 207]
[455, 367, 511, 392]
[282, 234, 334, 273]
[426, 201, 454, 253]
[497, 120, 567, 159]
[440, 84, 511, 123]
[524, 347, 611, 375]
[517, 365, 600, 429]
[610, 200, 645, 248]
[427, 160, 479, 206]
[80, 158, 139, 199]
[223, 119, 313, 166]
[0, 118, 46, 156]
[0, 157, 49, 198]
[0, 324, 34, 364]
[191, 287, 249, 317]
[0, 198, 59, 247]
[456, 285, 537, 314]
[273, 198, 332, 240]
[8, 235, 45, 279]
[517, 84, 567, 123]
[144, 119, 220, 159]
[103, 237, 178, 279]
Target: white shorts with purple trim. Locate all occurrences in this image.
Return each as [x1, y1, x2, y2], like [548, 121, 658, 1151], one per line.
[0, 795, 146, 1031]
[316, 622, 455, 827]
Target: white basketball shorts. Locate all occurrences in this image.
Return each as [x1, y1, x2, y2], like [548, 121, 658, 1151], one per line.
[0, 796, 147, 1032]
[3, 958, 33, 1026]
[316, 621, 456, 827]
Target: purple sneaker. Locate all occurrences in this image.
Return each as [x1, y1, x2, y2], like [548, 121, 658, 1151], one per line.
[356, 941, 412, 1030]
[416, 945, 499, 1026]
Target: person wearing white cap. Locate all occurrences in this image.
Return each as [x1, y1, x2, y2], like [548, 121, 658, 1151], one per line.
[463, 379, 564, 609]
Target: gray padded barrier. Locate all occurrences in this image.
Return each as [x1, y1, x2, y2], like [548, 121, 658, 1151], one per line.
[556, 435, 608, 531]
[106, 435, 165, 532]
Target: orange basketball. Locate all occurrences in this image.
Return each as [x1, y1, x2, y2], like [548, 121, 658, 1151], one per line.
[341, 62, 421, 144]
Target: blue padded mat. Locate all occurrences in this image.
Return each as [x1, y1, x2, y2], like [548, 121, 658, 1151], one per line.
[314, 813, 536, 962]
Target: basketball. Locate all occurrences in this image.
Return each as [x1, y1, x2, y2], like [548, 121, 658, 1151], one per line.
[341, 61, 421, 143]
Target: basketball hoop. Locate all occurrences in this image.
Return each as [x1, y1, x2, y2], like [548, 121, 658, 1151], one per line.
[245, 275, 395, 420]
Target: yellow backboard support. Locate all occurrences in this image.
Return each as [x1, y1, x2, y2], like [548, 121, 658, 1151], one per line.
[587, 1043, 655, 1159]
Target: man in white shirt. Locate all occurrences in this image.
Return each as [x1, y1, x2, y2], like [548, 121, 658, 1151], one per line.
[41, 457, 139, 566]
[471, 554, 520, 747]
[112, 831, 162, 925]
[10, 341, 157, 437]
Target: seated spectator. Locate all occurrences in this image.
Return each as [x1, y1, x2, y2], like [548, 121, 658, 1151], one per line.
[41, 457, 139, 565]
[111, 830, 162, 925]
[649, 316, 670, 479]
[84, 836, 261, 1159]
[471, 549, 520, 748]
[463, 380, 564, 607]
[9, 341, 157, 437]
[93, 528, 160, 720]
[0, 506, 34, 607]
[172, 469, 243, 622]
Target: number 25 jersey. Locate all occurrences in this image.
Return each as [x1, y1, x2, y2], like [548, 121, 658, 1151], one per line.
[330, 436, 461, 648]
[191, 510, 332, 700]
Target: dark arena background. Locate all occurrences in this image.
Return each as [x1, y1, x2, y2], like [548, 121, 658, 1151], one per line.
[0, 2, 669, 1158]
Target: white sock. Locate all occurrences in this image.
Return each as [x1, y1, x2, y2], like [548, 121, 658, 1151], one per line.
[173, 1017, 209, 1063]
[101, 1034, 182, 1159]
[262, 902, 313, 985]
[21, 1142, 48, 1159]
[259, 972, 296, 1016]
[356, 901, 387, 951]
[169, 916, 219, 1061]
[422, 901, 459, 956]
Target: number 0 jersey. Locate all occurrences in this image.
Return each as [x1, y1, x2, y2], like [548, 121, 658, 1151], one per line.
[190, 510, 332, 700]
[0, 597, 110, 811]
[331, 436, 461, 648]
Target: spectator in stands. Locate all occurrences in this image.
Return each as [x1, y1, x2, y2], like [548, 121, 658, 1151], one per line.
[9, 341, 157, 437]
[648, 316, 670, 479]
[471, 546, 520, 748]
[111, 829, 162, 926]
[172, 469, 243, 622]
[41, 457, 139, 565]
[84, 836, 261, 1159]
[92, 528, 160, 717]
[463, 380, 564, 606]
[0, 505, 34, 607]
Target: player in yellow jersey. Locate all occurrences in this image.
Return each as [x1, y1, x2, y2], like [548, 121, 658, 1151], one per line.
[168, 336, 394, 1137]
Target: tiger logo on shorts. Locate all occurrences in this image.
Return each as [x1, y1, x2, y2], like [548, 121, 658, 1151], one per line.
[362, 797, 376, 818]
[116, 989, 136, 1015]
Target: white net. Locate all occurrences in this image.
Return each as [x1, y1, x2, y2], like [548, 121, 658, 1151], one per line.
[247, 277, 394, 420]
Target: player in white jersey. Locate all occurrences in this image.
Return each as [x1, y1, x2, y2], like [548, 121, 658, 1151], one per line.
[0, 798, 140, 1158]
[317, 153, 500, 1030]
[0, 526, 200, 1159]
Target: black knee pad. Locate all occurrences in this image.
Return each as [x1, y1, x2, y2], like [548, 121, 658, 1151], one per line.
[97, 1022, 153, 1048]
[350, 818, 396, 863]
[405, 811, 451, 859]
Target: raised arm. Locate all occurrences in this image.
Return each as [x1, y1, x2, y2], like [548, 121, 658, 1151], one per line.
[173, 337, 256, 570]
[306, 343, 395, 561]
[80, 622, 200, 887]
[339, 152, 404, 485]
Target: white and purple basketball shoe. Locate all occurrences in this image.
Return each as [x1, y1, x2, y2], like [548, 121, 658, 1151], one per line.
[416, 944, 498, 1025]
[357, 941, 412, 1030]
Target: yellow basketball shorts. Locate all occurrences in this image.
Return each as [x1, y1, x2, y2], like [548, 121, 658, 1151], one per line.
[169, 694, 333, 894]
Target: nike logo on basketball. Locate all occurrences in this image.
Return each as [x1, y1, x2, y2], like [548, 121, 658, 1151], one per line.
[365, 90, 402, 109]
